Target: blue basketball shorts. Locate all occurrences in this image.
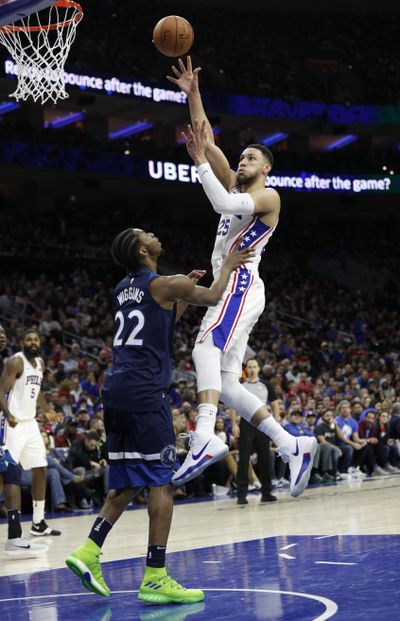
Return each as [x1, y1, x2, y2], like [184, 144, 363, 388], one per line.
[104, 398, 179, 489]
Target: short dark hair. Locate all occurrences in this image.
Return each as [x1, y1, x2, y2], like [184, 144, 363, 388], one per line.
[111, 228, 142, 272]
[246, 357, 259, 365]
[22, 328, 40, 339]
[86, 430, 100, 441]
[245, 143, 274, 167]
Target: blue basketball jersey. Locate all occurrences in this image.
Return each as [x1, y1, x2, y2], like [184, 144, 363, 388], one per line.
[101, 269, 176, 411]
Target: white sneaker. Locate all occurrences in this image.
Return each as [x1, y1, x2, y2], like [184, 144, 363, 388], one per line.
[351, 467, 366, 479]
[277, 477, 290, 488]
[172, 431, 228, 485]
[384, 464, 398, 474]
[372, 466, 386, 476]
[248, 479, 262, 491]
[279, 436, 318, 498]
[339, 472, 351, 480]
[5, 537, 48, 559]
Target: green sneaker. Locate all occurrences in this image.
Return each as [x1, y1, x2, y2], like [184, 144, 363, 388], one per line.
[138, 566, 204, 604]
[65, 541, 110, 598]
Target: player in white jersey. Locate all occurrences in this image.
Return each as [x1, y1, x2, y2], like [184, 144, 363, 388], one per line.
[167, 58, 317, 496]
[0, 324, 48, 557]
[0, 328, 61, 536]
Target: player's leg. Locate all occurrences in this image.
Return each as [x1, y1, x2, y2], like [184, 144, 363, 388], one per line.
[66, 405, 140, 596]
[66, 486, 136, 597]
[3, 465, 48, 558]
[138, 484, 203, 603]
[255, 433, 276, 502]
[220, 337, 317, 498]
[172, 334, 229, 485]
[236, 420, 255, 504]
[16, 420, 61, 536]
[30, 465, 62, 534]
[174, 280, 267, 486]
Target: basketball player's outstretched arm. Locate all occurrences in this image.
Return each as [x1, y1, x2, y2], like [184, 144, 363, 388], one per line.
[151, 245, 254, 309]
[0, 356, 22, 427]
[184, 121, 280, 218]
[166, 56, 236, 190]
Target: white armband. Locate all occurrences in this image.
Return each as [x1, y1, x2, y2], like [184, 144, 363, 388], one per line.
[197, 163, 254, 216]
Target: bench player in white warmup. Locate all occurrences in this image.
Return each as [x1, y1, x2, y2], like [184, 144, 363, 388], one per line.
[0, 329, 61, 535]
[167, 58, 317, 497]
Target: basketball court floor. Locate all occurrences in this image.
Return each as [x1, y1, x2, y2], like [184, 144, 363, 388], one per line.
[1, 475, 399, 621]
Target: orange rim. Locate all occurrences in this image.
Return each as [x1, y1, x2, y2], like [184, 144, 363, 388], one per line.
[0, 0, 83, 33]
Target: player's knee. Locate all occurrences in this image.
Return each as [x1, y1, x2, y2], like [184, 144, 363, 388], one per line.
[220, 371, 240, 401]
[192, 337, 222, 393]
[221, 371, 263, 422]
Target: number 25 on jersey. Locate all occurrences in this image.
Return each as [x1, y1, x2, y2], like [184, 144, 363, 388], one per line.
[113, 310, 145, 347]
[217, 218, 230, 237]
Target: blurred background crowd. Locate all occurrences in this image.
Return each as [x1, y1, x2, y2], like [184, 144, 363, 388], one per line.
[1, 204, 400, 512]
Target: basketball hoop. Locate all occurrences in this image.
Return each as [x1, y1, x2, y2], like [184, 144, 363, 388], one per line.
[0, 0, 83, 104]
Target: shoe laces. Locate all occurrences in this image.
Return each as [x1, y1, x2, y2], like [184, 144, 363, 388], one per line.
[91, 552, 105, 581]
[156, 566, 186, 591]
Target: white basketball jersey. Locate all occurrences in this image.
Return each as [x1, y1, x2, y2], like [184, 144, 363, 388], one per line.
[7, 352, 43, 422]
[211, 186, 277, 277]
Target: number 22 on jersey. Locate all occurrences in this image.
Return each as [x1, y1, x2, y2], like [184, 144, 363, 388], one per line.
[113, 310, 145, 347]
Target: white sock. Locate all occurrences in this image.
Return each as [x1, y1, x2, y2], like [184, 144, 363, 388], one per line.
[196, 403, 218, 434]
[258, 416, 297, 453]
[33, 500, 45, 524]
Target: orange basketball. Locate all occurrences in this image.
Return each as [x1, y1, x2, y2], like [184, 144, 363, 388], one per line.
[152, 15, 194, 58]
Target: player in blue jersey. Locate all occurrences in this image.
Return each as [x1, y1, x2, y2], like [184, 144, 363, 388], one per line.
[66, 227, 253, 604]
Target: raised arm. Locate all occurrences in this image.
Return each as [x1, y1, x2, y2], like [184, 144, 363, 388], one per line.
[183, 120, 280, 218]
[167, 56, 236, 190]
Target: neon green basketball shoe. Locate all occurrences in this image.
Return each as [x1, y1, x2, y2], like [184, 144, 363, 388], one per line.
[138, 566, 204, 604]
[65, 541, 110, 598]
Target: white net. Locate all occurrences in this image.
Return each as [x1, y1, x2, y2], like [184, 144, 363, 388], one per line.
[0, 0, 83, 104]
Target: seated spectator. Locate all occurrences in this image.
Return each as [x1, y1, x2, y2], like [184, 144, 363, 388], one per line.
[68, 431, 106, 508]
[378, 411, 399, 470]
[389, 404, 400, 450]
[315, 409, 353, 478]
[55, 417, 84, 448]
[359, 411, 397, 473]
[69, 373, 83, 404]
[75, 405, 91, 433]
[59, 348, 78, 375]
[336, 400, 383, 477]
[80, 370, 99, 399]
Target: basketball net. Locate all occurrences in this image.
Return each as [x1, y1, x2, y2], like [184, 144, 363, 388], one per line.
[0, 0, 83, 104]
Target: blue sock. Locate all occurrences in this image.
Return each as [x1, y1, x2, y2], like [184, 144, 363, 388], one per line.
[146, 545, 166, 568]
[88, 516, 113, 548]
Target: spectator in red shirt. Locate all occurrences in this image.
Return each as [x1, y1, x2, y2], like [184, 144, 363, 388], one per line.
[56, 418, 84, 448]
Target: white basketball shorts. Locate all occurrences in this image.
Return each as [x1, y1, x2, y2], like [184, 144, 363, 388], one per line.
[5, 419, 47, 470]
[196, 268, 265, 375]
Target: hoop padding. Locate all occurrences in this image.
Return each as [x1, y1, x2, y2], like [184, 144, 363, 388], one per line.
[0, 0, 83, 104]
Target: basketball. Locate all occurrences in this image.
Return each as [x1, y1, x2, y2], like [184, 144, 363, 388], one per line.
[152, 15, 194, 57]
